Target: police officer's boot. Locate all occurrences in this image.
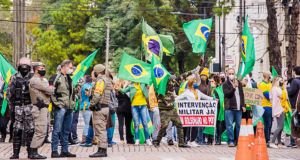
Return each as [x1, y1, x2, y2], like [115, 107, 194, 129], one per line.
[89, 148, 107, 157]
[10, 129, 22, 159]
[29, 148, 47, 159]
[26, 129, 34, 158]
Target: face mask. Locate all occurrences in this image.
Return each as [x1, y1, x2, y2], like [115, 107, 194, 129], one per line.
[221, 77, 225, 83]
[269, 76, 273, 81]
[211, 83, 216, 88]
[279, 82, 283, 87]
[201, 77, 207, 81]
[38, 70, 46, 76]
[193, 83, 199, 89]
[66, 68, 73, 75]
[229, 75, 235, 80]
[20, 67, 29, 77]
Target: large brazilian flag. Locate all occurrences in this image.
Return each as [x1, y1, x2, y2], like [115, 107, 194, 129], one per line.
[0, 52, 17, 116]
[117, 52, 152, 85]
[183, 17, 213, 53]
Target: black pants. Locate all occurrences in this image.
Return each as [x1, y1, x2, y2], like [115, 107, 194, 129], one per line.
[183, 127, 198, 142]
[117, 112, 134, 142]
[0, 115, 12, 140]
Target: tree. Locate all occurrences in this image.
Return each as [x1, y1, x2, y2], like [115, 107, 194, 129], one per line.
[266, 0, 282, 74]
[287, 0, 299, 78]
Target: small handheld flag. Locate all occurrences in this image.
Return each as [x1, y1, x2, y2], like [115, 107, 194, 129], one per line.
[151, 56, 170, 95]
[183, 17, 213, 53]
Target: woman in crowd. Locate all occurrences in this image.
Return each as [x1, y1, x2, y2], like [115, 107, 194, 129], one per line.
[80, 75, 93, 143]
[116, 82, 152, 146]
[211, 75, 224, 145]
[269, 76, 287, 148]
[115, 79, 134, 144]
[175, 78, 214, 147]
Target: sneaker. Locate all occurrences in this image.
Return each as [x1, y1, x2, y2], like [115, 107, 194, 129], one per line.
[161, 137, 167, 144]
[178, 143, 191, 148]
[120, 140, 124, 144]
[154, 141, 160, 148]
[278, 144, 287, 148]
[228, 143, 235, 147]
[167, 139, 174, 145]
[80, 143, 92, 147]
[108, 143, 112, 147]
[146, 139, 152, 146]
[269, 143, 278, 148]
[110, 141, 116, 145]
[134, 140, 140, 146]
[198, 142, 207, 146]
[190, 141, 199, 147]
[287, 144, 295, 147]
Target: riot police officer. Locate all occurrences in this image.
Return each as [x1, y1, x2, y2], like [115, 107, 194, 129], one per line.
[89, 64, 111, 157]
[28, 62, 54, 159]
[6, 58, 35, 159]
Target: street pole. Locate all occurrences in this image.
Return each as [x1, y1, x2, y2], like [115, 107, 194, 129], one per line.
[218, 0, 221, 73]
[237, 0, 243, 80]
[222, 13, 226, 72]
[105, 18, 110, 72]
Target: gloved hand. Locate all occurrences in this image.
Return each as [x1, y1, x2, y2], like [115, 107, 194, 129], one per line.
[191, 66, 201, 74]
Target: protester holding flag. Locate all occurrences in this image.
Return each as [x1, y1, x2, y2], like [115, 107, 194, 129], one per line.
[211, 75, 224, 145]
[269, 76, 287, 149]
[116, 82, 152, 146]
[153, 66, 200, 148]
[175, 78, 214, 147]
[258, 71, 273, 146]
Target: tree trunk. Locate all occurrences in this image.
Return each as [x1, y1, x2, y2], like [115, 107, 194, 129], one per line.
[177, 51, 185, 74]
[266, 0, 282, 74]
[287, 0, 299, 78]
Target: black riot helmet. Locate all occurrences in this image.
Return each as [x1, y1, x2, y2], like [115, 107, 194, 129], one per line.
[17, 58, 32, 77]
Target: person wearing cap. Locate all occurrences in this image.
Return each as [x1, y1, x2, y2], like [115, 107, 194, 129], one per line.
[49, 60, 76, 158]
[88, 64, 111, 157]
[28, 62, 55, 159]
[6, 58, 35, 159]
[195, 68, 213, 145]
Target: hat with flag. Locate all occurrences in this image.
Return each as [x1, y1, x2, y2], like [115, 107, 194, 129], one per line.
[117, 52, 152, 85]
[151, 55, 171, 95]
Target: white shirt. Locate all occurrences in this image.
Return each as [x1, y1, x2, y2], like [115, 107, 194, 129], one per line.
[230, 79, 241, 110]
[175, 89, 213, 101]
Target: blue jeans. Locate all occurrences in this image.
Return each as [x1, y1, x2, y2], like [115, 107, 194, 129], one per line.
[225, 110, 242, 144]
[81, 110, 91, 136]
[71, 110, 79, 140]
[85, 126, 94, 144]
[107, 128, 112, 143]
[131, 105, 150, 140]
[196, 127, 206, 143]
[51, 108, 73, 152]
[110, 112, 116, 139]
[262, 109, 273, 143]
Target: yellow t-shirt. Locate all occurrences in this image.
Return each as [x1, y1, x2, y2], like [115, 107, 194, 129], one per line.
[132, 83, 147, 106]
[258, 80, 272, 108]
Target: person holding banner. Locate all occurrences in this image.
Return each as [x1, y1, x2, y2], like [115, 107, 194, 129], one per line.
[116, 82, 152, 146]
[223, 68, 245, 147]
[175, 78, 214, 147]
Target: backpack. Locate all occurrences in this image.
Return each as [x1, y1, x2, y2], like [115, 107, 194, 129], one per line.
[109, 90, 118, 113]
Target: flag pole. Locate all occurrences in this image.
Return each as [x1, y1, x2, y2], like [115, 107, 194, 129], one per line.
[105, 18, 110, 72]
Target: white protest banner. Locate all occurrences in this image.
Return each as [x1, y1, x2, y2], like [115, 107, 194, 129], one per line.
[175, 100, 218, 127]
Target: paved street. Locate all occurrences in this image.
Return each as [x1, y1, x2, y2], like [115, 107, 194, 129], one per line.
[0, 114, 299, 160]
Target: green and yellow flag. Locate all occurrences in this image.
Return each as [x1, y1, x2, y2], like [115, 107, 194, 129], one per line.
[0, 52, 17, 116]
[117, 52, 152, 85]
[71, 49, 99, 87]
[183, 17, 213, 53]
[158, 34, 174, 56]
[142, 18, 163, 62]
[240, 15, 255, 79]
[151, 55, 170, 95]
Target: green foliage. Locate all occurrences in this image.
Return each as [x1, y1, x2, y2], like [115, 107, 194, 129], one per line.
[0, 0, 13, 10]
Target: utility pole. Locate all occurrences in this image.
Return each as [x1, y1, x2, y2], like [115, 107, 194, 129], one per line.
[221, 13, 226, 72]
[13, 0, 26, 67]
[218, 0, 221, 73]
[105, 18, 110, 72]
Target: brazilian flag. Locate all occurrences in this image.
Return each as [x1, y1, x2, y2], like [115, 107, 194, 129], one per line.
[0, 52, 17, 116]
[117, 52, 152, 85]
[183, 17, 212, 53]
[71, 49, 98, 87]
[158, 34, 175, 56]
[272, 66, 278, 78]
[131, 109, 154, 145]
[151, 56, 170, 95]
